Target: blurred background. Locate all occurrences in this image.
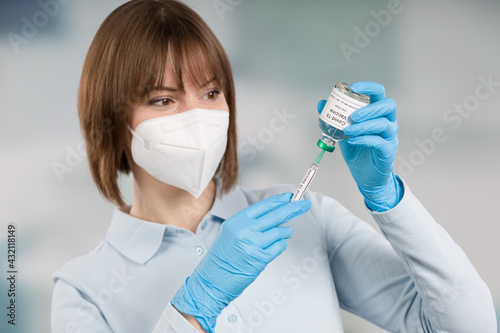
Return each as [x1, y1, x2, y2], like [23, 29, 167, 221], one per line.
[0, 0, 499, 332]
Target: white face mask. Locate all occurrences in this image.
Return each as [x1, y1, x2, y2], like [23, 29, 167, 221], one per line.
[128, 108, 229, 198]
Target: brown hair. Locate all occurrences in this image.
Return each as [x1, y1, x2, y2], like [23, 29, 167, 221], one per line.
[78, 0, 238, 209]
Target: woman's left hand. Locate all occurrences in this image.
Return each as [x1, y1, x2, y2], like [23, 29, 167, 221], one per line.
[317, 81, 402, 212]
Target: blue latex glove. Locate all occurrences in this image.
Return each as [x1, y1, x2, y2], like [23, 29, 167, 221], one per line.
[171, 193, 311, 332]
[317, 81, 402, 212]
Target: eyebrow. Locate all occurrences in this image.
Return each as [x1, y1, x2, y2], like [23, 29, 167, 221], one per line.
[148, 78, 217, 93]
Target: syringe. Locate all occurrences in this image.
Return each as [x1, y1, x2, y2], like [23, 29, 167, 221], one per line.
[291, 149, 326, 202]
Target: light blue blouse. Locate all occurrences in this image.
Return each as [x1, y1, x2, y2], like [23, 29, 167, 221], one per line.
[51, 179, 497, 332]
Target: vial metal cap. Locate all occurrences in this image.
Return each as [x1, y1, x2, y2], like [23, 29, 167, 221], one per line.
[335, 82, 370, 103]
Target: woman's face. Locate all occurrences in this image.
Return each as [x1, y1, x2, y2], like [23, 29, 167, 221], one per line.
[127, 60, 229, 140]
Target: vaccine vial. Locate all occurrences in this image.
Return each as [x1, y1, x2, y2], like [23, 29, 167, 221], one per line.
[317, 82, 370, 152]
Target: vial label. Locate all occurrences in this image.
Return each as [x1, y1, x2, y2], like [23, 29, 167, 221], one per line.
[320, 88, 368, 131]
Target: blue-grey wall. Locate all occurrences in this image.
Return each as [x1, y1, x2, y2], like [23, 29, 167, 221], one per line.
[0, 1, 498, 332]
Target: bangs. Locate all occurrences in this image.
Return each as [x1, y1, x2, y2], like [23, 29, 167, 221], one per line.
[135, 17, 227, 99]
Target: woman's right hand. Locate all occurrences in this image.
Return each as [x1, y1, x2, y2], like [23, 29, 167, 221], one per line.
[171, 192, 311, 333]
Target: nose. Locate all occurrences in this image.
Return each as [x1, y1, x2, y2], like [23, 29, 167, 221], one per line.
[176, 94, 198, 114]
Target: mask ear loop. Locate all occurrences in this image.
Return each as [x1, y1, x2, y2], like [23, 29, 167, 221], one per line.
[127, 124, 147, 148]
[127, 125, 139, 139]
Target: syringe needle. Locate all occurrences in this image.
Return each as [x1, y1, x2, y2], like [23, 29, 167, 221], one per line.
[314, 149, 325, 164]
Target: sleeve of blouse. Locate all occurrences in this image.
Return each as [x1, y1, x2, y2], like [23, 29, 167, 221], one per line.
[152, 302, 202, 333]
[307, 177, 496, 332]
[51, 278, 113, 333]
[52, 278, 200, 333]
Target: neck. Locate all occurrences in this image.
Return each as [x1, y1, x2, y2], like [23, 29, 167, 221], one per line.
[129, 176, 216, 234]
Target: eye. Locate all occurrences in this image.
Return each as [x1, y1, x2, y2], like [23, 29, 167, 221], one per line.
[204, 90, 220, 100]
[150, 98, 174, 107]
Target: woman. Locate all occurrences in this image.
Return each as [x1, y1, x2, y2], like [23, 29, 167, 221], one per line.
[51, 1, 496, 332]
